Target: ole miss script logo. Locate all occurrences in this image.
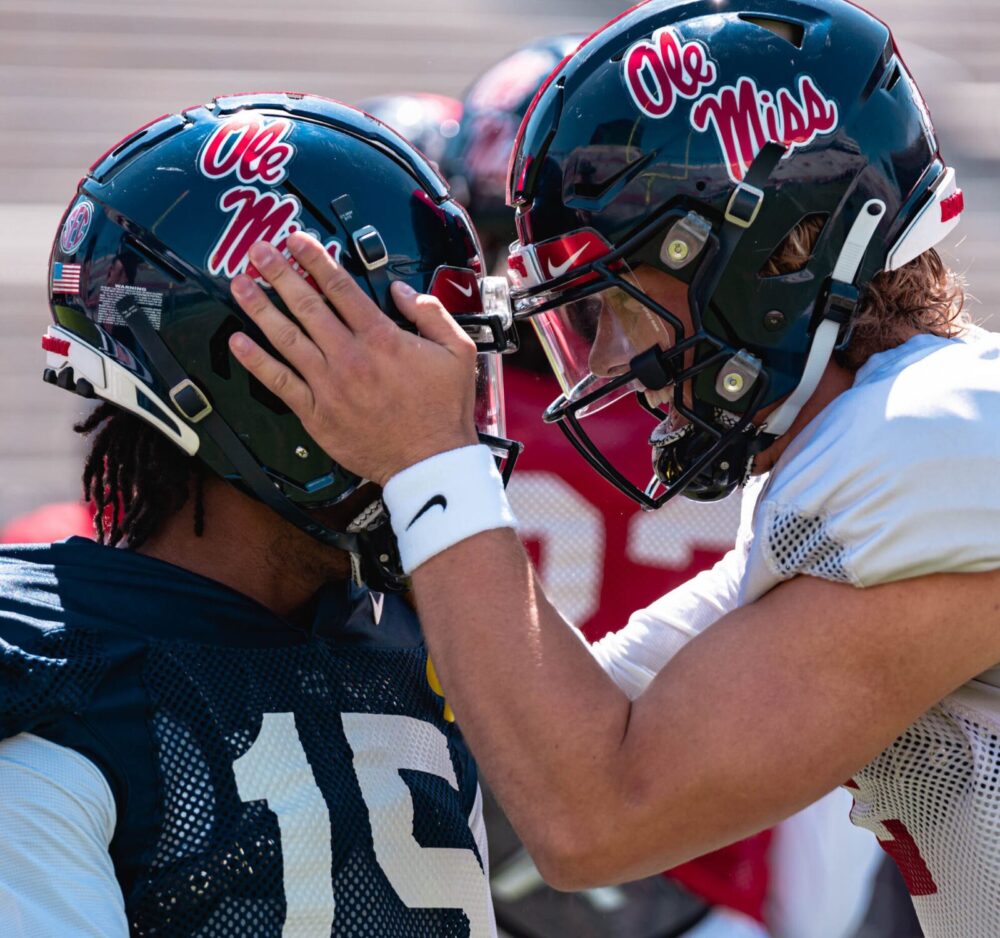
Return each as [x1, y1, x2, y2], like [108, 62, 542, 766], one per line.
[199, 114, 341, 280]
[622, 26, 839, 182]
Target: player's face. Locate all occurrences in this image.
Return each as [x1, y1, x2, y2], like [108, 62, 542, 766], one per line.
[586, 267, 692, 410]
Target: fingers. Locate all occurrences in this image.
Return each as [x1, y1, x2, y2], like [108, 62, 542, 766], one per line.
[230, 274, 328, 380]
[228, 332, 316, 416]
[390, 281, 478, 357]
[246, 240, 351, 348]
[286, 231, 386, 335]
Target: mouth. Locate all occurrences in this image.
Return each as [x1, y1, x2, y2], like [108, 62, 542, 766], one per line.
[649, 406, 691, 449]
[643, 386, 673, 410]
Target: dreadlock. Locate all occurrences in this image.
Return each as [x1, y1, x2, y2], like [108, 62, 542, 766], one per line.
[75, 403, 205, 549]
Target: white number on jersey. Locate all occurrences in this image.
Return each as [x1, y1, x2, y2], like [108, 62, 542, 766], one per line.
[233, 711, 492, 937]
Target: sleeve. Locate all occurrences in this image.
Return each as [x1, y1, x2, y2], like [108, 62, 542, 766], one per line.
[0, 733, 128, 937]
[588, 482, 760, 699]
[756, 341, 1000, 588]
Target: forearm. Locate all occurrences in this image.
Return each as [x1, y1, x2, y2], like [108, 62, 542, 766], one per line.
[411, 527, 633, 875]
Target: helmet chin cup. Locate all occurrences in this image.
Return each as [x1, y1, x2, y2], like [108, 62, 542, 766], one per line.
[650, 422, 753, 503]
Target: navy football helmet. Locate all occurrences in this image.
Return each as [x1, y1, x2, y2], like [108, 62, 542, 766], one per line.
[507, 0, 964, 506]
[44, 92, 520, 589]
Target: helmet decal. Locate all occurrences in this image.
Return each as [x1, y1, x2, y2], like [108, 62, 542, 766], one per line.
[623, 27, 717, 119]
[51, 261, 82, 296]
[691, 75, 839, 183]
[620, 27, 840, 185]
[198, 114, 296, 185]
[59, 200, 94, 254]
[209, 186, 302, 278]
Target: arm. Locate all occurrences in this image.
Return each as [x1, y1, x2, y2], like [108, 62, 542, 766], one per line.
[410, 530, 1000, 888]
[0, 733, 128, 936]
[226, 234, 1000, 888]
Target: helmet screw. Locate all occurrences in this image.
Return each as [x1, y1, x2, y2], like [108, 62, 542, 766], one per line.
[295, 446, 310, 460]
[764, 310, 786, 332]
[722, 373, 745, 395]
[719, 461, 731, 471]
[379, 554, 390, 563]
[667, 239, 690, 263]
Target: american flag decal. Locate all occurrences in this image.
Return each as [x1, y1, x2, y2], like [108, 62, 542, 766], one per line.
[52, 262, 82, 294]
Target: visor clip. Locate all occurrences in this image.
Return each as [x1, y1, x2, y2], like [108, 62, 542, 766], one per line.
[631, 346, 675, 392]
[715, 350, 762, 402]
[660, 213, 712, 270]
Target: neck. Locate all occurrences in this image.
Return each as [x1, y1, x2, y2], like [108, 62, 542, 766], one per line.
[752, 359, 855, 475]
[136, 477, 350, 618]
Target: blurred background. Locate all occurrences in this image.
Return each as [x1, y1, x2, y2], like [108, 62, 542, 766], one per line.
[0, 0, 997, 525]
[0, 2, 997, 936]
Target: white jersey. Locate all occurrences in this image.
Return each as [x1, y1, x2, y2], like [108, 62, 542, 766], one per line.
[592, 329, 1000, 938]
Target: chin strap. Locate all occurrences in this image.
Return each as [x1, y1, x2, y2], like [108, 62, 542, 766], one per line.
[762, 198, 887, 438]
[347, 498, 408, 593]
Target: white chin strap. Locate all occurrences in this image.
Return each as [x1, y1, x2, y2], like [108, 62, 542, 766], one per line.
[763, 198, 887, 438]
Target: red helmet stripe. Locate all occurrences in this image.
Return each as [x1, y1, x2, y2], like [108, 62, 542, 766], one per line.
[41, 335, 71, 357]
[940, 190, 964, 224]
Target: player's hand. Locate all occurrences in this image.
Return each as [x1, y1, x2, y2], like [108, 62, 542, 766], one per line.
[227, 233, 479, 486]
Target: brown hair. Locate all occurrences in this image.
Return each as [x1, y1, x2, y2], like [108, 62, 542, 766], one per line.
[763, 216, 968, 371]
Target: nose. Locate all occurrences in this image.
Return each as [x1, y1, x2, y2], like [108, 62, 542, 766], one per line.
[588, 309, 633, 378]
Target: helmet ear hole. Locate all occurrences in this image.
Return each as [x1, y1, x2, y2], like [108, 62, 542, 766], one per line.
[209, 316, 243, 380]
[760, 214, 828, 278]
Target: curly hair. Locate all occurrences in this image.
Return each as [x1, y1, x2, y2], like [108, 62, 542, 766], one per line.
[75, 403, 205, 549]
[762, 215, 968, 371]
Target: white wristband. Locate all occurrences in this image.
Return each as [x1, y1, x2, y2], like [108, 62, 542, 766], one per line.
[382, 444, 517, 574]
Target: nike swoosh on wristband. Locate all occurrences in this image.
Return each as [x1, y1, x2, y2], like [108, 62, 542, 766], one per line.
[406, 494, 448, 530]
[447, 280, 475, 297]
[546, 242, 592, 279]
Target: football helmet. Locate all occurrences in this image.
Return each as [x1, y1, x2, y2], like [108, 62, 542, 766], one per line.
[44, 92, 520, 590]
[439, 34, 585, 268]
[507, 0, 964, 506]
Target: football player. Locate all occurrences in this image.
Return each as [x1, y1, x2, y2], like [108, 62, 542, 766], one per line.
[438, 36, 779, 938]
[0, 93, 520, 936]
[227, 3, 1000, 937]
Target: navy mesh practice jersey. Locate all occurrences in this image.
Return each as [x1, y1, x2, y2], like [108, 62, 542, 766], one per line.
[0, 538, 494, 936]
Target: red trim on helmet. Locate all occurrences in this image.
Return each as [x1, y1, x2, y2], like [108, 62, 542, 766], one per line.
[940, 189, 964, 223]
[512, 154, 535, 204]
[535, 231, 609, 281]
[508, 253, 530, 283]
[41, 335, 71, 357]
[508, 228, 616, 292]
[428, 266, 483, 313]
